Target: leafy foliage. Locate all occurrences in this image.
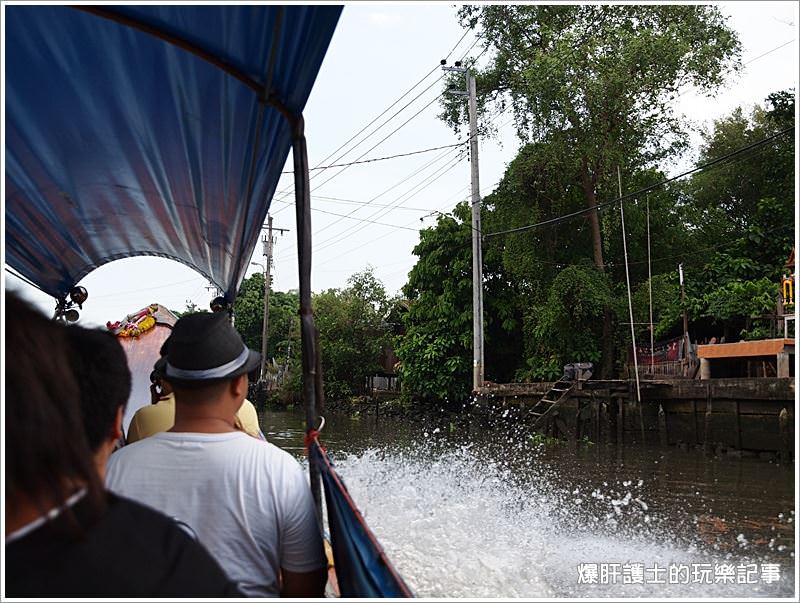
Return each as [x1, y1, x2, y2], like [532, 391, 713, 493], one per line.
[313, 268, 392, 401]
[233, 273, 299, 363]
[438, 4, 741, 378]
[518, 265, 618, 381]
[396, 206, 474, 404]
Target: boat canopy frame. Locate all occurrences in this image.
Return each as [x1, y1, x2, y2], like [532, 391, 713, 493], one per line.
[6, 4, 327, 521]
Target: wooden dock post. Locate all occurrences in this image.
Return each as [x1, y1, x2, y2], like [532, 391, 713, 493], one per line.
[658, 403, 668, 447]
[703, 384, 713, 456]
[779, 408, 792, 465]
[606, 398, 616, 445]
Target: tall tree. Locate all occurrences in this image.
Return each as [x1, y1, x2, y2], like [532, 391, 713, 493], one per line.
[442, 4, 741, 375]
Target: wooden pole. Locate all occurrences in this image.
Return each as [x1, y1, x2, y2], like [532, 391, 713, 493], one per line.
[703, 384, 713, 456]
[658, 403, 668, 447]
[647, 196, 654, 369]
[734, 399, 742, 450]
[779, 408, 791, 465]
[618, 166, 641, 405]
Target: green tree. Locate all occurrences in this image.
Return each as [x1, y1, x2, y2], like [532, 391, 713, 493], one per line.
[678, 92, 795, 340]
[517, 264, 619, 381]
[233, 273, 299, 364]
[685, 91, 794, 251]
[442, 4, 740, 376]
[397, 208, 474, 403]
[172, 299, 207, 318]
[397, 203, 524, 403]
[313, 268, 391, 401]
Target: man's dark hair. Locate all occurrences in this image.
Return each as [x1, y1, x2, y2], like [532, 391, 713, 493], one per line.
[5, 291, 105, 518]
[65, 326, 132, 452]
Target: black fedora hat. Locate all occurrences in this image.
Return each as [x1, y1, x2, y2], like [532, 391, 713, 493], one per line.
[163, 312, 260, 383]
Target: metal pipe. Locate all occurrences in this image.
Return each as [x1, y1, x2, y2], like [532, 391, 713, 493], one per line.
[617, 166, 640, 404]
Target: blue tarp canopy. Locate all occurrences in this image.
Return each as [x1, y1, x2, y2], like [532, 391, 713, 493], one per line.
[5, 5, 342, 300]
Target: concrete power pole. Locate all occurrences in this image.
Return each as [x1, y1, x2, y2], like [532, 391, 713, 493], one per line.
[468, 72, 484, 390]
[253, 215, 289, 384]
[442, 60, 484, 390]
[260, 216, 273, 383]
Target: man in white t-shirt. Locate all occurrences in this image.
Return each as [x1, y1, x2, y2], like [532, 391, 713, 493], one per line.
[106, 311, 327, 597]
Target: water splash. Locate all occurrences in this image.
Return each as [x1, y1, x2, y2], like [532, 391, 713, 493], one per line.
[330, 442, 795, 598]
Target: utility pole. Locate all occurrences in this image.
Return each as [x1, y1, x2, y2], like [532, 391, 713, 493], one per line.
[261, 216, 273, 383]
[252, 215, 288, 384]
[442, 58, 484, 390]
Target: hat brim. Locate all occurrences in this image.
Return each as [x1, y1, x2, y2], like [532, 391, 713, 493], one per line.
[168, 349, 261, 384]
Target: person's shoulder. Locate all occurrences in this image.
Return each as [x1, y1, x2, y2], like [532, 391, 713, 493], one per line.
[104, 492, 207, 559]
[106, 490, 174, 526]
[103, 493, 242, 596]
[107, 434, 162, 471]
[234, 434, 301, 468]
[133, 400, 172, 420]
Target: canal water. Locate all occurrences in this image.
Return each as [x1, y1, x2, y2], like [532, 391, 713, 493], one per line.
[259, 407, 796, 598]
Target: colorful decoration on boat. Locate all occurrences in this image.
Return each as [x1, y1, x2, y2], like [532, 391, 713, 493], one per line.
[107, 304, 159, 338]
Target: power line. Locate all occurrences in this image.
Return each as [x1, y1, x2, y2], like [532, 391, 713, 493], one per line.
[278, 141, 466, 174]
[304, 206, 421, 231]
[446, 28, 473, 61]
[313, 92, 447, 191]
[743, 38, 794, 65]
[272, 30, 477, 209]
[273, 194, 433, 213]
[271, 85, 448, 216]
[315, 162, 476, 265]
[615, 222, 795, 269]
[89, 276, 205, 299]
[314, 153, 467, 255]
[270, 74, 445, 210]
[276, 152, 468, 267]
[484, 127, 793, 239]
[306, 145, 463, 241]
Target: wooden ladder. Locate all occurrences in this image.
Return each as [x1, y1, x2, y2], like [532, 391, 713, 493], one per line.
[528, 377, 576, 432]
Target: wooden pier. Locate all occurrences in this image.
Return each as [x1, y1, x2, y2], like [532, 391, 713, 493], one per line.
[474, 378, 795, 460]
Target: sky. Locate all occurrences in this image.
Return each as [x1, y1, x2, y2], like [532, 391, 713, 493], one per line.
[5, 1, 799, 328]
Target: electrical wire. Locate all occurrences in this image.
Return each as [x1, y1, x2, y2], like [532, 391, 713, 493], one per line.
[278, 141, 466, 174]
[272, 29, 478, 208]
[484, 127, 793, 239]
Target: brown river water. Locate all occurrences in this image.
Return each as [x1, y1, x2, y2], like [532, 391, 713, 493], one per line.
[259, 406, 796, 598]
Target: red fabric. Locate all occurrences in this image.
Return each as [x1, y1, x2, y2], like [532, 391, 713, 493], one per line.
[304, 429, 324, 455]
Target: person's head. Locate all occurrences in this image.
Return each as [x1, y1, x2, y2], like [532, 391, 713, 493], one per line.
[64, 325, 131, 472]
[5, 291, 104, 529]
[164, 312, 260, 417]
[149, 355, 173, 400]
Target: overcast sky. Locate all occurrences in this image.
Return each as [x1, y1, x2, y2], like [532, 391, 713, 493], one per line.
[6, 1, 798, 328]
